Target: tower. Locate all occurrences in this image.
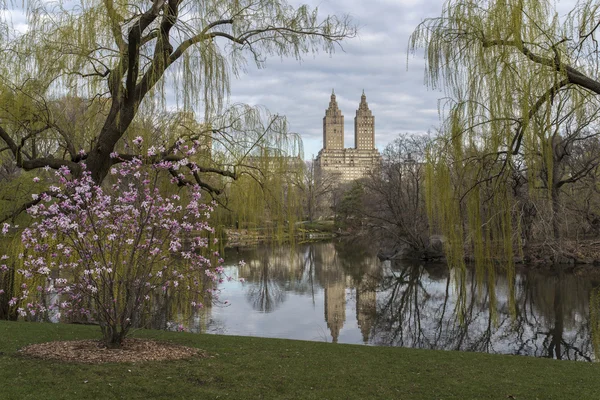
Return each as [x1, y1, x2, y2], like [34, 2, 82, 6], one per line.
[323, 89, 344, 149]
[315, 90, 381, 195]
[354, 90, 375, 150]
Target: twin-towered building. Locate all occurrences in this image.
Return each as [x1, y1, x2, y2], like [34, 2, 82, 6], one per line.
[315, 90, 382, 183]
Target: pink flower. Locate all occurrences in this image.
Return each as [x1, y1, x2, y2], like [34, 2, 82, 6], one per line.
[33, 177, 40, 183]
[7, 158, 226, 342]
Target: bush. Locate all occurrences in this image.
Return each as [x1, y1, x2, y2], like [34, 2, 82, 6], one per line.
[0, 157, 228, 347]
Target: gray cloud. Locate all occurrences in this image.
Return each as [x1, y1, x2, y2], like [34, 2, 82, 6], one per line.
[228, 0, 447, 158]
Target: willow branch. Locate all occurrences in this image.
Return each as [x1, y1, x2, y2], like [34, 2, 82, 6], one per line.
[511, 78, 570, 155]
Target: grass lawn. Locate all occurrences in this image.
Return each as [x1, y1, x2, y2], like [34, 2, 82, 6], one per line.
[0, 320, 598, 399]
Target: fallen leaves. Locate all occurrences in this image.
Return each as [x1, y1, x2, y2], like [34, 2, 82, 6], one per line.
[19, 338, 207, 364]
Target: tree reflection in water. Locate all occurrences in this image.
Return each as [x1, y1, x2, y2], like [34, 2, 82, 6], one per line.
[238, 246, 295, 312]
[225, 240, 599, 360]
[371, 260, 595, 360]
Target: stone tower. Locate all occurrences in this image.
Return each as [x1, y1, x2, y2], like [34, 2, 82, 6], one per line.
[323, 89, 344, 149]
[354, 90, 375, 150]
[315, 90, 381, 189]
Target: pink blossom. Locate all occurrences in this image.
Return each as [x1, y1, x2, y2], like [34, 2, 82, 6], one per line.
[0, 159, 230, 344]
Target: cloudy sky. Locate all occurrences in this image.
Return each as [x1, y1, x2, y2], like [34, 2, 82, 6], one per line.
[227, 0, 448, 159]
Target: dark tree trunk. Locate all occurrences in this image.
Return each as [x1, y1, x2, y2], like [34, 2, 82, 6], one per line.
[0, 267, 17, 321]
[101, 323, 127, 348]
[551, 187, 561, 241]
[87, 99, 137, 184]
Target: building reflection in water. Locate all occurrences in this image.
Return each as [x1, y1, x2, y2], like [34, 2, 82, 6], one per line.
[214, 240, 600, 361]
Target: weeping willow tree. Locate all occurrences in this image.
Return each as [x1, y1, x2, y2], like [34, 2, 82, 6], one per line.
[0, 0, 355, 223]
[410, 0, 600, 270]
[212, 111, 305, 242]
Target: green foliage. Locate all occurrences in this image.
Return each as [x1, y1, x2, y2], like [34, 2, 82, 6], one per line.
[214, 149, 305, 241]
[334, 181, 364, 229]
[0, 235, 25, 320]
[0, 0, 354, 113]
[411, 0, 600, 270]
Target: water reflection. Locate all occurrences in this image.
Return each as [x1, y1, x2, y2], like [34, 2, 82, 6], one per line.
[210, 240, 600, 361]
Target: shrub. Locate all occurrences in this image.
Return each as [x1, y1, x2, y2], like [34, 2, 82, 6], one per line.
[0, 157, 227, 347]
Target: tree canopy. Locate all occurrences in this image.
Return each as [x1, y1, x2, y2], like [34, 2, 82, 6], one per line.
[410, 0, 600, 266]
[0, 0, 355, 221]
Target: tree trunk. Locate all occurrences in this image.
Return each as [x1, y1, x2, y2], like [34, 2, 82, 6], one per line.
[87, 100, 137, 184]
[551, 188, 561, 241]
[101, 323, 126, 348]
[0, 268, 17, 321]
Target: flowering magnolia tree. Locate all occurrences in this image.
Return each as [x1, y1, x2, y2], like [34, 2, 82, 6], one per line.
[0, 152, 230, 347]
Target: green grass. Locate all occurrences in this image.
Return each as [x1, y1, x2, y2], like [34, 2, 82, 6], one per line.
[0, 321, 598, 399]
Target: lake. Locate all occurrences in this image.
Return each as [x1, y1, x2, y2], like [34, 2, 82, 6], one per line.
[177, 240, 600, 361]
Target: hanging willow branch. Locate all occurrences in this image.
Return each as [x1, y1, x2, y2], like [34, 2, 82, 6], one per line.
[0, 0, 355, 209]
[410, 0, 600, 271]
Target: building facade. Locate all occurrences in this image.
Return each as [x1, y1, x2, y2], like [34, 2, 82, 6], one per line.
[315, 91, 381, 184]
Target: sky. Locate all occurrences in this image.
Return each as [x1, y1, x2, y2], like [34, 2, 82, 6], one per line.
[227, 0, 448, 159]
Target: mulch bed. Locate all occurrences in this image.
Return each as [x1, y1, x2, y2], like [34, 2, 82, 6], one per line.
[19, 338, 206, 364]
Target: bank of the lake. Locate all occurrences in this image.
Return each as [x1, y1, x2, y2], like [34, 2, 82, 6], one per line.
[225, 220, 338, 247]
[1, 321, 598, 399]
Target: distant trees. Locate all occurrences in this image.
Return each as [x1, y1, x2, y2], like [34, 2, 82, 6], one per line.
[362, 134, 431, 256]
[302, 160, 338, 222]
[217, 151, 305, 237]
[313, 134, 432, 258]
[334, 180, 365, 229]
[337, 134, 436, 258]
